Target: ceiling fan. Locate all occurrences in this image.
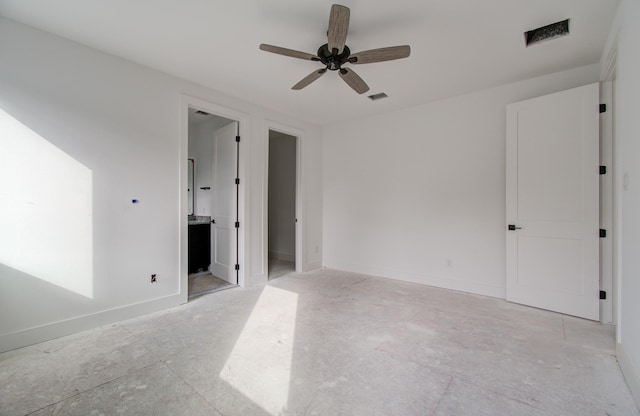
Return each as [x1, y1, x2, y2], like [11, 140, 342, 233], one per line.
[259, 4, 411, 95]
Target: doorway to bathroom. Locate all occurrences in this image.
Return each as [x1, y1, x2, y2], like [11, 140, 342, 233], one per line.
[267, 130, 298, 279]
[187, 107, 239, 298]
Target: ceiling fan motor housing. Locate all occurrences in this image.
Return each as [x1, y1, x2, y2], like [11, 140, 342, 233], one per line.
[318, 44, 351, 71]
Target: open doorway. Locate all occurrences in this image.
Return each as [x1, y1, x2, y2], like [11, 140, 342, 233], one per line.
[268, 130, 298, 279]
[187, 108, 239, 298]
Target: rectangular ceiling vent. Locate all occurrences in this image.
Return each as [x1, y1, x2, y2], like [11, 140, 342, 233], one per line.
[195, 110, 210, 115]
[525, 19, 570, 47]
[368, 92, 388, 101]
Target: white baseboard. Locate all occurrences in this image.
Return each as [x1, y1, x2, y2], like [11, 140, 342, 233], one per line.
[617, 342, 640, 410]
[324, 261, 505, 299]
[0, 293, 185, 353]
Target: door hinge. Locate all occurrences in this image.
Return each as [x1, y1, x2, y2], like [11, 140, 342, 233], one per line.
[235, 135, 241, 143]
[600, 166, 607, 175]
[600, 229, 607, 238]
[235, 178, 240, 185]
[235, 221, 240, 228]
[235, 264, 240, 271]
[600, 290, 607, 300]
[600, 104, 607, 113]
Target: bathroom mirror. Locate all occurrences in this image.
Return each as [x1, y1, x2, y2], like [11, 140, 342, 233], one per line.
[188, 159, 194, 215]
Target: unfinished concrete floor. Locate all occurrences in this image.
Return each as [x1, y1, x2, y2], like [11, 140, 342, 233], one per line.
[1, 269, 638, 416]
[189, 272, 233, 298]
[268, 258, 295, 280]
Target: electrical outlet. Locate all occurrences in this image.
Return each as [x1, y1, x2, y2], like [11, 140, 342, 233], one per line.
[151, 274, 157, 283]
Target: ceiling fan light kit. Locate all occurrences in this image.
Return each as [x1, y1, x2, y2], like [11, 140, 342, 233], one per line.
[259, 4, 411, 95]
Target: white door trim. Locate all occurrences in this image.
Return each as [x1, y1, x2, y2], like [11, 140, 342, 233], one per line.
[264, 121, 304, 275]
[599, 38, 621, 340]
[179, 94, 250, 300]
[600, 81, 614, 324]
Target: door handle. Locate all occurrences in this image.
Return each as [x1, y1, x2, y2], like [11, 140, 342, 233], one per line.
[508, 224, 522, 231]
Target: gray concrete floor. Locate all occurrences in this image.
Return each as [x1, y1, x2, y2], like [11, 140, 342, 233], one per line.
[1, 269, 638, 416]
[268, 258, 295, 280]
[189, 272, 233, 298]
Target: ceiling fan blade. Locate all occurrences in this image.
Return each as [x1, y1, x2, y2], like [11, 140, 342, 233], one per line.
[339, 68, 369, 94]
[259, 44, 319, 61]
[292, 69, 327, 90]
[350, 46, 411, 64]
[327, 4, 350, 54]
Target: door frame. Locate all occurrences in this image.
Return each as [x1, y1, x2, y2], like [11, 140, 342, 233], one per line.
[601, 38, 618, 331]
[264, 122, 304, 276]
[179, 95, 249, 301]
[600, 81, 614, 324]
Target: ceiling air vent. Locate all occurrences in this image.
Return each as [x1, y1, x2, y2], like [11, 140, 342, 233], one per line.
[195, 110, 210, 115]
[525, 19, 570, 47]
[368, 92, 388, 101]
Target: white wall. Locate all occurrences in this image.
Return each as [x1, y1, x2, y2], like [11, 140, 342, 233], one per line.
[188, 117, 233, 217]
[188, 119, 213, 216]
[268, 131, 296, 262]
[0, 18, 323, 352]
[323, 64, 600, 298]
[605, 0, 640, 407]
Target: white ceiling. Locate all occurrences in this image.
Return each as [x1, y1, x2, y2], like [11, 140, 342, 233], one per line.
[187, 107, 233, 129]
[0, 0, 619, 125]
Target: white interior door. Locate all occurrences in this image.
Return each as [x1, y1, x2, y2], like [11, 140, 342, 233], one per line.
[506, 83, 599, 320]
[211, 121, 238, 284]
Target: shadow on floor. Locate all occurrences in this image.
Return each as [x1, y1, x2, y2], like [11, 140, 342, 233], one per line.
[268, 259, 295, 280]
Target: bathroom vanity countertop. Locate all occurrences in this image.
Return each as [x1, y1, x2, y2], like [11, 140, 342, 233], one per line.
[188, 216, 211, 225]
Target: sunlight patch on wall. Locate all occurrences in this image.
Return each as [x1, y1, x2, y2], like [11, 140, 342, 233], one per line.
[220, 286, 298, 415]
[0, 109, 94, 298]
